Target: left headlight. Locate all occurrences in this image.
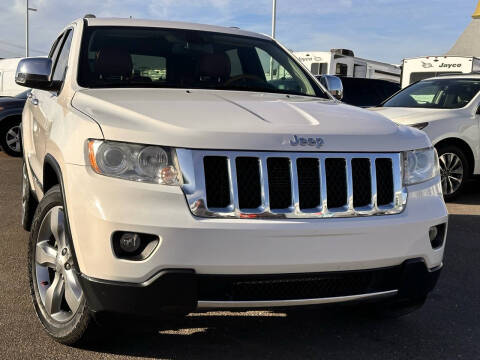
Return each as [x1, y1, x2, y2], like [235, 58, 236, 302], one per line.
[88, 140, 182, 185]
[403, 147, 440, 185]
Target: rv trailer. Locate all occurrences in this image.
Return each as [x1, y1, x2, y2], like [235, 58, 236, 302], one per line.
[294, 49, 401, 83]
[401, 56, 480, 88]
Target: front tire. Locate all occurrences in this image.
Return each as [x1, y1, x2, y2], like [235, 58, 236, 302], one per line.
[21, 161, 37, 231]
[0, 117, 22, 157]
[437, 145, 469, 201]
[28, 185, 92, 344]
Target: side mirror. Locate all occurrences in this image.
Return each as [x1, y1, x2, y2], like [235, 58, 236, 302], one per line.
[319, 75, 344, 101]
[15, 57, 57, 91]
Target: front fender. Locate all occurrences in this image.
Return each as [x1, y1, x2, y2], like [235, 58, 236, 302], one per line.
[0, 108, 23, 122]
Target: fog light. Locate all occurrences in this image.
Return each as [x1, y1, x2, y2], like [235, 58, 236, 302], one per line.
[119, 233, 141, 253]
[429, 224, 446, 249]
[112, 231, 160, 261]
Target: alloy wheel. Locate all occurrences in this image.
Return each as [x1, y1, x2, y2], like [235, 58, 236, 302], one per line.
[5, 125, 21, 154]
[34, 206, 83, 322]
[439, 152, 463, 196]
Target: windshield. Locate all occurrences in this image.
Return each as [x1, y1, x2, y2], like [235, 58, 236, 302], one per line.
[78, 26, 327, 98]
[383, 78, 480, 109]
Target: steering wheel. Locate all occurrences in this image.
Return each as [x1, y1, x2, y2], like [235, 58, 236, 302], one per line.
[224, 74, 266, 86]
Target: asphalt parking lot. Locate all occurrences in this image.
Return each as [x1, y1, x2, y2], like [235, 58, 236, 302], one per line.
[0, 151, 479, 360]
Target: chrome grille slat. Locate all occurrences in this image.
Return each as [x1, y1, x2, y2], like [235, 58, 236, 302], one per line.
[289, 158, 300, 214]
[346, 159, 354, 213]
[177, 150, 407, 219]
[227, 157, 240, 213]
[259, 156, 271, 213]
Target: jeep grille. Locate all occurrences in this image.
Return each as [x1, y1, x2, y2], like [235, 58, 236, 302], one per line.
[177, 150, 407, 219]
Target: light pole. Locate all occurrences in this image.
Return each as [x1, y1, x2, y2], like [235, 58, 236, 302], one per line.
[271, 0, 277, 38]
[25, 0, 37, 57]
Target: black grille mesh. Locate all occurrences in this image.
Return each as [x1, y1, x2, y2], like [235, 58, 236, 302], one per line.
[325, 158, 347, 208]
[297, 158, 320, 209]
[236, 157, 262, 209]
[352, 158, 372, 208]
[198, 266, 401, 301]
[202, 154, 396, 213]
[376, 158, 394, 206]
[203, 156, 230, 208]
[267, 158, 292, 209]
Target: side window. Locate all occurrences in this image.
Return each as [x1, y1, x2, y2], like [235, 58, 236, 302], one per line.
[255, 48, 293, 80]
[255, 47, 315, 95]
[335, 63, 348, 76]
[49, 34, 64, 63]
[52, 30, 73, 83]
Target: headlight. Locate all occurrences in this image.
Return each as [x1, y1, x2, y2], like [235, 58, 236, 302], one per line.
[409, 122, 428, 130]
[403, 147, 439, 185]
[88, 140, 182, 185]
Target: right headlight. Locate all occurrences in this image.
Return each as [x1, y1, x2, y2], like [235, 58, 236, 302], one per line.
[88, 140, 182, 185]
[403, 147, 440, 185]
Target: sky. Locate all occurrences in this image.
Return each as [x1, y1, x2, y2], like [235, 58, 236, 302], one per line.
[0, 0, 477, 64]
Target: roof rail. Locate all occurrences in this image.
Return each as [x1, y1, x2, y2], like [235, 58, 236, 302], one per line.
[83, 14, 96, 19]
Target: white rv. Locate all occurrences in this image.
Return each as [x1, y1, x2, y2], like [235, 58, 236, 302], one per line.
[294, 49, 401, 83]
[0, 58, 26, 96]
[401, 56, 480, 88]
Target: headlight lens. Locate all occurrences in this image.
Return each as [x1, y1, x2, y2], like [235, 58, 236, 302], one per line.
[88, 140, 182, 185]
[403, 147, 439, 185]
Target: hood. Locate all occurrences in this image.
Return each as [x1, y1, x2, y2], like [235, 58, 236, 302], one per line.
[370, 106, 465, 126]
[0, 97, 26, 108]
[72, 88, 430, 152]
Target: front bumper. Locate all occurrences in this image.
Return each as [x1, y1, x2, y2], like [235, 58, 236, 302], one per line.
[63, 164, 447, 283]
[78, 258, 442, 315]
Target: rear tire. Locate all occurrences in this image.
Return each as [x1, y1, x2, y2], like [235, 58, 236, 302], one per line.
[436, 145, 469, 201]
[0, 117, 22, 157]
[28, 185, 93, 345]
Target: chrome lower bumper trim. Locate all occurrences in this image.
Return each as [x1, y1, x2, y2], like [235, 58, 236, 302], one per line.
[196, 289, 398, 309]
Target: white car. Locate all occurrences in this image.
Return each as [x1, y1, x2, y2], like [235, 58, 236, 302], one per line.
[16, 16, 447, 345]
[371, 74, 480, 199]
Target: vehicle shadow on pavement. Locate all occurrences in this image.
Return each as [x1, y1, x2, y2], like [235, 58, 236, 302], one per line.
[77, 213, 480, 360]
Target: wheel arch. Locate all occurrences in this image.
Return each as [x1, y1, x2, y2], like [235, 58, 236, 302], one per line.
[0, 112, 22, 124]
[42, 154, 80, 270]
[434, 137, 475, 176]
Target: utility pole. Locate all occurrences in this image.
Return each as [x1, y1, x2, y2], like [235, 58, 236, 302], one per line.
[25, 0, 37, 57]
[271, 0, 277, 38]
[269, 0, 277, 80]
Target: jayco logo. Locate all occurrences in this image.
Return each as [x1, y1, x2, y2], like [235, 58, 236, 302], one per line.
[289, 135, 324, 148]
[439, 63, 462, 69]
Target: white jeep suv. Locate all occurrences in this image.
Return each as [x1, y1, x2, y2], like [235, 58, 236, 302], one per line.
[17, 17, 447, 344]
[372, 75, 480, 199]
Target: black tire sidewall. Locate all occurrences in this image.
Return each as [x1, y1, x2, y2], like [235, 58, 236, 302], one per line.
[0, 117, 22, 157]
[436, 145, 469, 201]
[21, 161, 36, 231]
[28, 185, 91, 344]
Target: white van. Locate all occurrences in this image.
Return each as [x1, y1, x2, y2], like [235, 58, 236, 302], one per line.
[0, 58, 26, 96]
[294, 49, 401, 83]
[401, 56, 480, 88]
